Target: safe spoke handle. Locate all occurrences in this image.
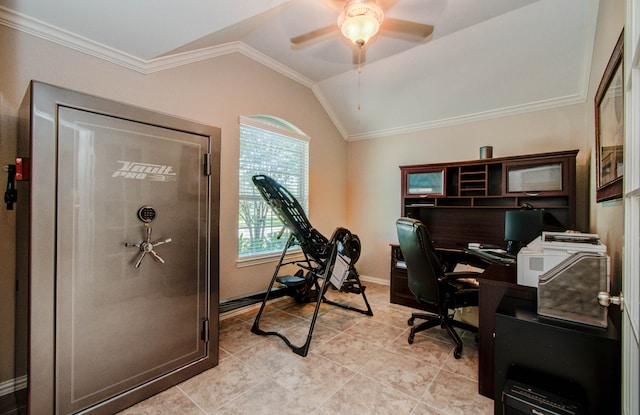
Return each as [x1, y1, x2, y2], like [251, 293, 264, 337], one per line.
[125, 226, 172, 268]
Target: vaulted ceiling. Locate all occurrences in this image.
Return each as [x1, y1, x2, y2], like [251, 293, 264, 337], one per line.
[0, 0, 599, 140]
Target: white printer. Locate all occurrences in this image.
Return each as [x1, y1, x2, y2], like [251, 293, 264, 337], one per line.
[517, 231, 606, 288]
[517, 231, 610, 327]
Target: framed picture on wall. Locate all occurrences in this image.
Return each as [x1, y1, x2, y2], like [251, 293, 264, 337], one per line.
[595, 31, 624, 202]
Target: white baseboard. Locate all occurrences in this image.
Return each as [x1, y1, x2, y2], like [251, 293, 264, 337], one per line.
[0, 375, 27, 397]
[360, 274, 389, 286]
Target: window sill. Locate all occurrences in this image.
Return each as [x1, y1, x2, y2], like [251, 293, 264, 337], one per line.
[236, 249, 304, 268]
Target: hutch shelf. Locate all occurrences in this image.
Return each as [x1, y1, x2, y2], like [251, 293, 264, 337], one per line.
[399, 149, 578, 249]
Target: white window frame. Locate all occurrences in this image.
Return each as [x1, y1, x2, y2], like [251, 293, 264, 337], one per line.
[237, 115, 310, 265]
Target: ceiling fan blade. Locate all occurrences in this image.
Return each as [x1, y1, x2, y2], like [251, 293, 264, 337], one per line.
[382, 18, 434, 42]
[290, 25, 339, 47]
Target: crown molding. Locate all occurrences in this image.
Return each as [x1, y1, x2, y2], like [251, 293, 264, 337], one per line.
[310, 83, 349, 139]
[0, 6, 147, 72]
[345, 93, 587, 141]
[0, 6, 318, 82]
[144, 40, 316, 89]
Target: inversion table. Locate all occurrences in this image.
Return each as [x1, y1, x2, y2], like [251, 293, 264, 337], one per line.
[250, 174, 373, 356]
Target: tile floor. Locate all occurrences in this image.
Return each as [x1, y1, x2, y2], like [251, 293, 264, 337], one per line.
[118, 281, 494, 414]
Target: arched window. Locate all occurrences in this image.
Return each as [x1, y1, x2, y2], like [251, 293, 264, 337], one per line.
[238, 115, 309, 259]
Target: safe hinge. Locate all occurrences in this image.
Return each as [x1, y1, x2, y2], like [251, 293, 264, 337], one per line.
[203, 153, 211, 176]
[201, 318, 210, 342]
[598, 291, 624, 312]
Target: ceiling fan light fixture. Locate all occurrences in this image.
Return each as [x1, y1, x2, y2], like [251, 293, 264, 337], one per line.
[338, 0, 384, 46]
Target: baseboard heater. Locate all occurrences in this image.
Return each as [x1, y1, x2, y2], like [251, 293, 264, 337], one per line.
[219, 287, 287, 313]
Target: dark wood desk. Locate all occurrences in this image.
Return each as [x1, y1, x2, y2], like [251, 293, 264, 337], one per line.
[389, 245, 534, 399]
[477, 264, 535, 398]
[443, 248, 537, 398]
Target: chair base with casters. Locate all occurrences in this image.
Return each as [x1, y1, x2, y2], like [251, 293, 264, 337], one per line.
[407, 306, 478, 359]
[250, 175, 373, 357]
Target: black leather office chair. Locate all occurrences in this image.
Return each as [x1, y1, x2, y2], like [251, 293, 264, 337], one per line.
[396, 217, 479, 358]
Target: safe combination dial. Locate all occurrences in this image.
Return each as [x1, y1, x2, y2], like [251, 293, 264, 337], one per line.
[125, 206, 172, 268]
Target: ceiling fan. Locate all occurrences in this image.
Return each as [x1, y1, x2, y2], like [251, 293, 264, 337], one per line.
[290, 0, 434, 61]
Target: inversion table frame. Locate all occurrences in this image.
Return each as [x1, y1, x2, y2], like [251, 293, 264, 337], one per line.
[250, 175, 373, 357]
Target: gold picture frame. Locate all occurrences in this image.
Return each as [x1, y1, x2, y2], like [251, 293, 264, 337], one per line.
[595, 31, 624, 202]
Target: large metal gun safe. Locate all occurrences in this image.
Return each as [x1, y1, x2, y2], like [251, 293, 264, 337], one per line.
[14, 81, 220, 414]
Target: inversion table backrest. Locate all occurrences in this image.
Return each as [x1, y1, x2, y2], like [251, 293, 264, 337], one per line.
[252, 175, 329, 262]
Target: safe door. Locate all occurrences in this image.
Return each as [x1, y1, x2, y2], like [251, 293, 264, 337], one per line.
[56, 107, 209, 413]
[56, 108, 209, 413]
[16, 81, 219, 415]
[54, 107, 211, 413]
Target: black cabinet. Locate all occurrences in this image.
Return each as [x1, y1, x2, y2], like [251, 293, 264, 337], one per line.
[494, 297, 620, 415]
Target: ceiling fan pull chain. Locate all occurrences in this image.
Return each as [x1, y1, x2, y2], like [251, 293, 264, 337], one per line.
[357, 45, 362, 111]
[357, 75, 361, 111]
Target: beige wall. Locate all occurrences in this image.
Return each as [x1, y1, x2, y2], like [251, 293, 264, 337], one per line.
[0, 25, 347, 384]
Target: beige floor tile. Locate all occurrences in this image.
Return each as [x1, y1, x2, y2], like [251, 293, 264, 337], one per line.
[177, 356, 268, 414]
[119, 282, 494, 415]
[273, 353, 356, 408]
[369, 302, 417, 328]
[214, 380, 317, 415]
[411, 401, 449, 415]
[314, 372, 418, 414]
[219, 313, 253, 331]
[344, 315, 408, 348]
[255, 308, 310, 332]
[234, 337, 305, 374]
[218, 347, 231, 361]
[391, 331, 456, 367]
[314, 303, 371, 330]
[218, 321, 265, 355]
[441, 332, 480, 381]
[117, 387, 204, 415]
[357, 348, 441, 399]
[421, 369, 493, 415]
[279, 320, 341, 348]
[311, 331, 389, 372]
